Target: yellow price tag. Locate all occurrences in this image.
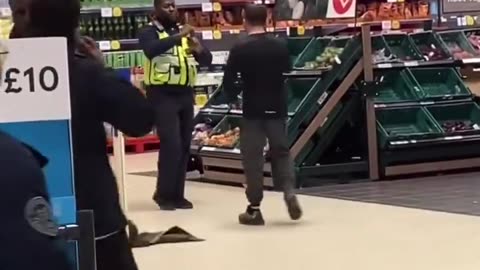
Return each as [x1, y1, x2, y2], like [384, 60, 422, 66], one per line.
[297, 26, 305, 36]
[391, 20, 400, 30]
[113, 7, 123, 17]
[397, 0, 404, 2]
[111, 40, 121, 50]
[195, 94, 208, 107]
[213, 30, 222, 40]
[213, 2, 222, 12]
[466, 15, 475, 26]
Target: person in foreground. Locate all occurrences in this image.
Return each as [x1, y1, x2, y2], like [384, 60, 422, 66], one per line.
[9, 0, 153, 269]
[0, 131, 71, 270]
[138, 0, 212, 211]
[222, 4, 302, 225]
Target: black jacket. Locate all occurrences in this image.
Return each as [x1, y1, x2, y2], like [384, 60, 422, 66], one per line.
[0, 131, 72, 270]
[69, 55, 153, 236]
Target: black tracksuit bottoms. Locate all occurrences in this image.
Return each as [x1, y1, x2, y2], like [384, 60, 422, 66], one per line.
[146, 87, 194, 201]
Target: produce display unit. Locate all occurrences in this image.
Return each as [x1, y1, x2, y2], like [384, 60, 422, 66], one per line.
[362, 27, 480, 177]
[191, 35, 367, 187]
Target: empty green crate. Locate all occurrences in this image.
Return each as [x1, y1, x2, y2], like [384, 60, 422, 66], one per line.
[287, 37, 313, 64]
[286, 78, 318, 116]
[408, 68, 471, 101]
[426, 102, 480, 135]
[409, 31, 451, 61]
[383, 34, 423, 61]
[377, 107, 443, 146]
[438, 30, 479, 59]
[293, 37, 333, 69]
[373, 70, 423, 104]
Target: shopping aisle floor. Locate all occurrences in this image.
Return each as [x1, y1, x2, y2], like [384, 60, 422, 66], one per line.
[120, 154, 480, 270]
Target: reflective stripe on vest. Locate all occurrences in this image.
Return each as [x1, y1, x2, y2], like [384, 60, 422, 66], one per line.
[143, 30, 198, 87]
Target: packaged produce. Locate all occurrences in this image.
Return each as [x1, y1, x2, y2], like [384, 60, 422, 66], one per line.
[372, 48, 396, 63]
[441, 121, 479, 133]
[204, 127, 240, 148]
[443, 42, 475, 59]
[303, 46, 344, 69]
[466, 32, 480, 53]
[416, 43, 449, 61]
[192, 123, 214, 145]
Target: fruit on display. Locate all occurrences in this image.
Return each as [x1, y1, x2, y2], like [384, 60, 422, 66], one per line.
[303, 46, 344, 69]
[372, 48, 396, 63]
[416, 43, 449, 61]
[443, 41, 475, 59]
[466, 32, 480, 53]
[357, 0, 429, 21]
[192, 123, 215, 145]
[204, 127, 240, 148]
[441, 121, 479, 133]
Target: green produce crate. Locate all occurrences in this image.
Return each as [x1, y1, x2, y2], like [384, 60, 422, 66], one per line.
[201, 85, 232, 112]
[373, 70, 423, 103]
[371, 35, 397, 64]
[293, 37, 333, 69]
[438, 30, 479, 59]
[426, 102, 480, 135]
[408, 68, 471, 101]
[383, 33, 424, 61]
[376, 107, 443, 147]
[409, 31, 451, 61]
[286, 78, 318, 116]
[287, 37, 313, 64]
[192, 113, 225, 146]
[205, 116, 242, 149]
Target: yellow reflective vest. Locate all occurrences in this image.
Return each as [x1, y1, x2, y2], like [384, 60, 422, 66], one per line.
[143, 26, 198, 87]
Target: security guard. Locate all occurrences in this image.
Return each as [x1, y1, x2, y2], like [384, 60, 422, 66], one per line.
[138, 0, 212, 211]
[0, 130, 71, 270]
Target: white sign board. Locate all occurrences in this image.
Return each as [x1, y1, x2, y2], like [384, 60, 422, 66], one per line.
[0, 38, 71, 123]
[326, 0, 356, 18]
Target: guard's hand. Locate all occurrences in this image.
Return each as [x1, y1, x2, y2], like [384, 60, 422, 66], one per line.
[78, 36, 105, 66]
[187, 37, 203, 54]
[180, 24, 195, 37]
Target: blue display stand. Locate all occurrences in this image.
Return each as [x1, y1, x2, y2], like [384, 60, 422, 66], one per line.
[0, 38, 76, 225]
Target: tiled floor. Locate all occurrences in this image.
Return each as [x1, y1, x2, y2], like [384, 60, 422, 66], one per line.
[119, 153, 480, 270]
[299, 173, 480, 216]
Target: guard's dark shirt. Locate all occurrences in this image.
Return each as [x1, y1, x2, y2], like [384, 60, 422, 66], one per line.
[223, 33, 291, 119]
[0, 131, 71, 270]
[69, 55, 153, 236]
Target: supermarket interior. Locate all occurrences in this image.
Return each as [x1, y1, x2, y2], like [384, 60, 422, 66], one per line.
[3, 0, 480, 268]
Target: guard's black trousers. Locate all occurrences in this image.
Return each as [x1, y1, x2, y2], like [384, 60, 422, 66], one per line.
[146, 87, 194, 202]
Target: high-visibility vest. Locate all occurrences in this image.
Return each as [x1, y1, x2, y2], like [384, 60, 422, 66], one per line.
[143, 27, 198, 87]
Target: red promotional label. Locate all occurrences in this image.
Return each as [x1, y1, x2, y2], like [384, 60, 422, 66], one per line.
[333, 0, 353, 14]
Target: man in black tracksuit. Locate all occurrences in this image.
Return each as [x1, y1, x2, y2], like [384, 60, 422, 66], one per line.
[138, 0, 212, 211]
[223, 5, 302, 225]
[10, 0, 153, 269]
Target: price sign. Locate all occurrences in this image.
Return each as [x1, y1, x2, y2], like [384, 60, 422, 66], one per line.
[297, 25, 305, 36]
[213, 2, 222, 12]
[101, 7, 113, 17]
[213, 30, 222, 39]
[201, 2, 213, 12]
[113, 7, 123, 17]
[0, 7, 12, 17]
[98, 41, 112, 51]
[201, 30, 213, 40]
[110, 40, 121, 50]
[0, 38, 70, 123]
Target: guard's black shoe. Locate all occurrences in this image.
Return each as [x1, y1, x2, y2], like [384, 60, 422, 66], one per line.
[175, 198, 194, 209]
[153, 192, 176, 211]
[285, 195, 302, 220]
[239, 206, 265, 226]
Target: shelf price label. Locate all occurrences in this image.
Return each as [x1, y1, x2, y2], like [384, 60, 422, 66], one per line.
[213, 2, 222, 12]
[100, 7, 113, 17]
[297, 25, 305, 36]
[381, 21, 392, 30]
[110, 40, 121, 50]
[201, 2, 213, 12]
[113, 7, 123, 17]
[98, 41, 112, 51]
[213, 30, 222, 40]
[0, 7, 12, 17]
[201, 30, 213, 40]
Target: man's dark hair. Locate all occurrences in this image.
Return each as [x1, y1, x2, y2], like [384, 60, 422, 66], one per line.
[244, 4, 267, 27]
[28, 0, 80, 41]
